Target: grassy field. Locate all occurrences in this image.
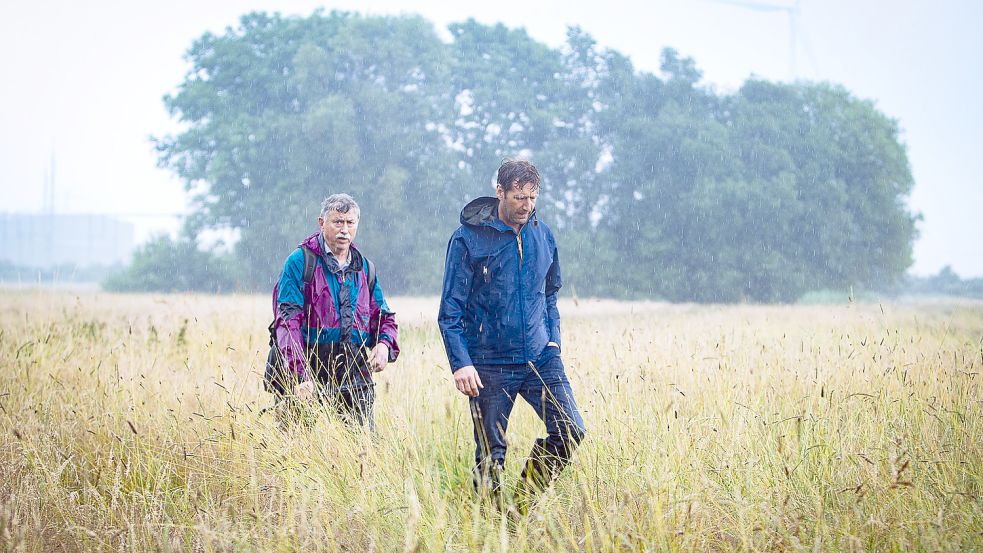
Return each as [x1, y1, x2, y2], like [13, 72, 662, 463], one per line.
[0, 290, 980, 551]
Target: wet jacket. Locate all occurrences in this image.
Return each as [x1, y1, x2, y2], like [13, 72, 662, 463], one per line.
[274, 232, 399, 383]
[438, 197, 562, 371]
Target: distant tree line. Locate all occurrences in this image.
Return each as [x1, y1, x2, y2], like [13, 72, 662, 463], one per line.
[107, 11, 918, 302]
[895, 266, 983, 300]
[0, 260, 120, 285]
[102, 234, 238, 293]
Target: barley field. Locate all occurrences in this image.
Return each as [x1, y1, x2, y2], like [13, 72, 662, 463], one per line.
[0, 290, 980, 551]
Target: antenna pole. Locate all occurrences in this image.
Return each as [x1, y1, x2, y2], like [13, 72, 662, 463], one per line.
[789, 0, 801, 79]
[50, 150, 56, 214]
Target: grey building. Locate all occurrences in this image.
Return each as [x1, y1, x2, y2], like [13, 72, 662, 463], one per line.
[0, 214, 134, 268]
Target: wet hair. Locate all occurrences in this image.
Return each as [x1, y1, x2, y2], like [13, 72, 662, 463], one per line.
[320, 193, 360, 218]
[496, 159, 541, 193]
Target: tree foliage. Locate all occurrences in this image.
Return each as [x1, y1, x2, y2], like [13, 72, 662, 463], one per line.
[155, 11, 459, 291]
[125, 10, 918, 302]
[102, 235, 239, 293]
[899, 266, 983, 299]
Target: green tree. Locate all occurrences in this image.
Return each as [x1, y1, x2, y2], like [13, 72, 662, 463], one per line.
[102, 234, 239, 293]
[443, 20, 567, 192]
[155, 11, 457, 292]
[142, 14, 918, 303]
[584, 52, 917, 301]
[723, 80, 918, 297]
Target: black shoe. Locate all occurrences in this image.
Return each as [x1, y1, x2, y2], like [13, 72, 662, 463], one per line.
[473, 460, 506, 512]
[513, 438, 569, 516]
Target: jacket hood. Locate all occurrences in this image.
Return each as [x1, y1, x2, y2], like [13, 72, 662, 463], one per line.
[300, 232, 323, 254]
[460, 197, 499, 227]
[460, 196, 538, 228]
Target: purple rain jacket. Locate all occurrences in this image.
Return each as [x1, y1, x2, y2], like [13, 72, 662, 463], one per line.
[273, 232, 399, 382]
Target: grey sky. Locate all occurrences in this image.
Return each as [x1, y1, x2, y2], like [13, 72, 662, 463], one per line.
[2, 0, 980, 276]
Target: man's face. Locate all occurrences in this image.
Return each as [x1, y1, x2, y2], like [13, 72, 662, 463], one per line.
[318, 209, 359, 255]
[496, 182, 539, 228]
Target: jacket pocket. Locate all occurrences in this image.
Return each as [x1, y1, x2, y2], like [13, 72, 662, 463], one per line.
[476, 319, 487, 346]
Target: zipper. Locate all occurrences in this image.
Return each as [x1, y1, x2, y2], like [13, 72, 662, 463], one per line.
[515, 226, 527, 362]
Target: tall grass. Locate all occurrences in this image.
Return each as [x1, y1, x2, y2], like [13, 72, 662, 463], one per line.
[0, 291, 980, 551]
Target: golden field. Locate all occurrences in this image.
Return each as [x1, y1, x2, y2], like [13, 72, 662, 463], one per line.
[0, 290, 980, 551]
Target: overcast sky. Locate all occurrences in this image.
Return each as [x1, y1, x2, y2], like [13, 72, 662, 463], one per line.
[1, 0, 980, 276]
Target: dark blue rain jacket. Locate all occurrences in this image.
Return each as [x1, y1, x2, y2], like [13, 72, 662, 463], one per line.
[438, 197, 562, 371]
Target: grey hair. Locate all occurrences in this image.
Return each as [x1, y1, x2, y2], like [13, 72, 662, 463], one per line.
[319, 193, 360, 218]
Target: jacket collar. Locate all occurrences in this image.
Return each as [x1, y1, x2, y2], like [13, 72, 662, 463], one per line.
[300, 232, 364, 275]
[459, 196, 537, 234]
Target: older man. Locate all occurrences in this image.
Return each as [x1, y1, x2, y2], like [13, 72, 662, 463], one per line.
[272, 193, 399, 430]
[438, 160, 586, 514]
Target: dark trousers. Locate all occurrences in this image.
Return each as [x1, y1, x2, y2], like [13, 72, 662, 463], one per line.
[470, 355, 586, 495]
[276, 383, 375, 432]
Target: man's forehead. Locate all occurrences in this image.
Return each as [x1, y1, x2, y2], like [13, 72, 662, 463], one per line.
[509, 182, 540, 195]
[326, 209, 359, 219]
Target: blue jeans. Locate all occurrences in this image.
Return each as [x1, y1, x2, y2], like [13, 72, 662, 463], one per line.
[470, 354, 586, 492]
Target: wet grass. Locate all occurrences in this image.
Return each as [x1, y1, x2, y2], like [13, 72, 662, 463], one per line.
[0, 291, 980, 551]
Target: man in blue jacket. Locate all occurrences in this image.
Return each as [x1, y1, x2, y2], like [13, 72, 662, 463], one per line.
[438, 159, 586, 514]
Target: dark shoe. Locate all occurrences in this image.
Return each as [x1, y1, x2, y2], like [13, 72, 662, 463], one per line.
[473, 459, 506, 512]
[513, 438, 569, 516]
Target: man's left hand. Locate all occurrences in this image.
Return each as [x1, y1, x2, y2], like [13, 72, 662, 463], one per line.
[369, 343, 389, 372]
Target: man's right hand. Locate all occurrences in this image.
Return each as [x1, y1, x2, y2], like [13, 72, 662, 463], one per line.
[294, 380, 315, 402]
[453, 365, 483, 397]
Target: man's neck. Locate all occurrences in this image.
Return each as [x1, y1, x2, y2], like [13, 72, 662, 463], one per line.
[329, 247, 350, 265]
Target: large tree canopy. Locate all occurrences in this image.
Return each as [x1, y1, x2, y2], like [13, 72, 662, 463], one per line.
[134, 10, 917, 302]
[156, 11, 461, 291]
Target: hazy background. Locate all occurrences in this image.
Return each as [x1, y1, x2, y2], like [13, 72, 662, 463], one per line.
[1, 0, 980, 278]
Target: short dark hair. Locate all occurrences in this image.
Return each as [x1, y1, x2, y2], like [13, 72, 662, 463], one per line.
[496, 159, 541, 193]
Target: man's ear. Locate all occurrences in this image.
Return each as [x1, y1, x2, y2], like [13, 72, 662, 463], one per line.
[495, 184, 504, 200]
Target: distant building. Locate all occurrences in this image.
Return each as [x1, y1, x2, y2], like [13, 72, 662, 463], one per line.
[0, 213, 134, 267]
